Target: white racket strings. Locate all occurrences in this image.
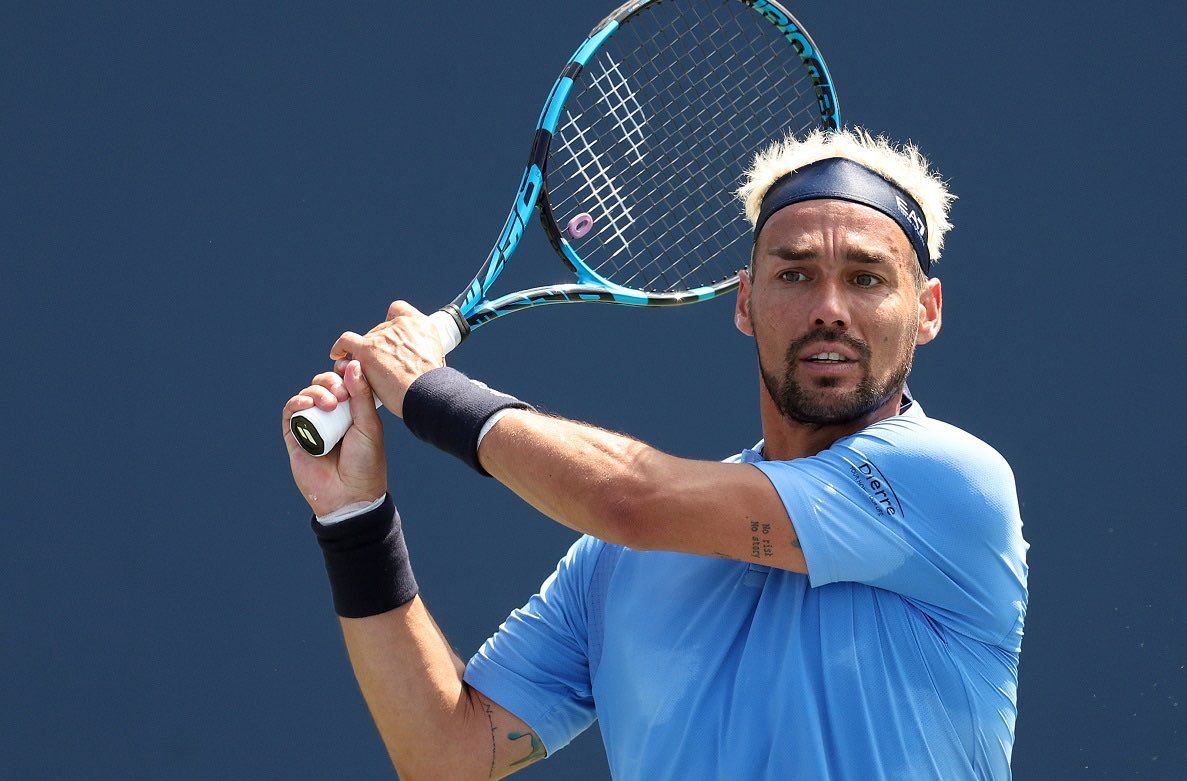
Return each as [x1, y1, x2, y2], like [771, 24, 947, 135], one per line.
[548, 0, 823, 294]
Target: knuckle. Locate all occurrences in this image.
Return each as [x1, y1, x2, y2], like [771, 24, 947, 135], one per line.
[388, 300, 419, 318]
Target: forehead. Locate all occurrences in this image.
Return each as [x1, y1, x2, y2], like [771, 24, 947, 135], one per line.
[755, 199, 914, 263]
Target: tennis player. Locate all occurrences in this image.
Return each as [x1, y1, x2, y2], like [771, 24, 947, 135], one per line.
[283, 128, 1028, 780]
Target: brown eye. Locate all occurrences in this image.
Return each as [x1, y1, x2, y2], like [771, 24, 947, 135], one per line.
[780, 270, 807, 283]
[853, 273, 881, 288]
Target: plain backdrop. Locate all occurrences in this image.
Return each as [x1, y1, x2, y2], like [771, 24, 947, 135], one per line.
[2, 1, 1184, 778]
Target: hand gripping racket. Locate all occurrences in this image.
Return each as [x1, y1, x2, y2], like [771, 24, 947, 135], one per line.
[291, 0, 839, 456]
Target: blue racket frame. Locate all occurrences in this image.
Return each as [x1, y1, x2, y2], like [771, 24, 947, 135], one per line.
[444, 0, 841, 337]
[290, 0, 841, 458]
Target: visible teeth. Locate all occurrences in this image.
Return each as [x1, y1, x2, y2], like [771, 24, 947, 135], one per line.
[808, 352, 846, 362]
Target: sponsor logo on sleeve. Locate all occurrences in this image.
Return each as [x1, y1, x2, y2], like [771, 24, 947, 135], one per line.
[847, 458, 904, 518]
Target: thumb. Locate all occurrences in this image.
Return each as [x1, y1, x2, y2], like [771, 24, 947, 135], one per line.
[343, 360, 382, 435]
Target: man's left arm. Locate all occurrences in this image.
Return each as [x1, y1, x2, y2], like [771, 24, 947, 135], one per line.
[329, 303, 805, 574]
[477, 408, 807, 575]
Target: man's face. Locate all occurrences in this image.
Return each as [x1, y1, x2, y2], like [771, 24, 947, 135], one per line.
[735, 199, 941, 426]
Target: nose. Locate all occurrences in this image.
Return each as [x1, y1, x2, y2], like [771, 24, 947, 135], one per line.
[808, 279, 849, 330]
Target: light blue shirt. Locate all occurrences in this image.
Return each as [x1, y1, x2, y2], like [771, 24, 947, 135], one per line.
[464, 401, 1028, 779]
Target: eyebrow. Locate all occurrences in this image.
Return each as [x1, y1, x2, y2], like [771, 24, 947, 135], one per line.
[844, 246, 894, 265]
[766, 244, 896, 265]
[767, 245, 816, 261]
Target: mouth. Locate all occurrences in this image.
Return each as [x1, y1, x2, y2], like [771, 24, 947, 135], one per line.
[801, 351, 853, 364]
[798, 342, 860, 365]
[794, 341, 864, 381]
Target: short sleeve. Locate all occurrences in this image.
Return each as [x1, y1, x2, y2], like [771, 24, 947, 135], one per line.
[753, 415, 1028, 646]
[464, 535, 604, 756]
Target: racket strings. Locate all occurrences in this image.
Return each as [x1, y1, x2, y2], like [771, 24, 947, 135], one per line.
[635, 65, 820, 290]
[616, 47, 806, 288]
[557, 20, 759, 276]
[551, 15, 781, 289]
[614, 3, 817, 286]
[564, 82, 779, 286]
[546, 0, 825, 294]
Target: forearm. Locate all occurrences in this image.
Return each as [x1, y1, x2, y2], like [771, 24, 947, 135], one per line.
[339, 599, 487, 780]
[311, 498, 491, 779]
[478, 410, 685, 548]
[476, 409, 804, 571]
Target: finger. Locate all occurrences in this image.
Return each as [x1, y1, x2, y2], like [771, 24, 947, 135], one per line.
[284, 393, 315, 415]
[312, 371, 349, 401]
[330, 331, 366, 361]
[282, 394, 314, 431]
[312, 371, 343, 387]
[342, 360, 382, 436]
[300, 384, 342, 411]
[386, 300, 422, 320]
[281, 394, 315, 455]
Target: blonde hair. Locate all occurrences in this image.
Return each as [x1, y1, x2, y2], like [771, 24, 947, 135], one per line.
[738, 128, 956, 265]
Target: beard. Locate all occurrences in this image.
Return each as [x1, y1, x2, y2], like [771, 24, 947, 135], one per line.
[760, 326, 913, 426]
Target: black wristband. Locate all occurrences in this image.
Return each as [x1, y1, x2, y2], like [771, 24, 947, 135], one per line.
[310, 495, 418, 618]
[402, 367, 534, 475]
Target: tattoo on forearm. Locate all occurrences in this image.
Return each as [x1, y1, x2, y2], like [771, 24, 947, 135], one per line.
[480, 696, 497, 779]
[750, 520, 774, 560]
[508, 730, 546, 767]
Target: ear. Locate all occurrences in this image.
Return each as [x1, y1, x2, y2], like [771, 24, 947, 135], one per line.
[735, 268, 755, 336]
[916, 277, 942, 345]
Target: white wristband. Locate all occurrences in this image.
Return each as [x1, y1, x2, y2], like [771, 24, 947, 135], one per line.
[316, 495, 386, 526]
[476, 408, 516, 450]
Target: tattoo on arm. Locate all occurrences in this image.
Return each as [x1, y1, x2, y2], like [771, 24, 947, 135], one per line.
[508, 730, 546, 767]
[480, 695, 497, 779]
[750, 520, 775, 560]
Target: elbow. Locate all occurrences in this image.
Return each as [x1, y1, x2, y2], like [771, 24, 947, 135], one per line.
[601, 483, 643, 549]
[389, 747, 442, 781]
[599, 453, 675, 551]
[386, 698, 489, 781]
[390, 742, 488, 781]
[392, 766, 468, 781]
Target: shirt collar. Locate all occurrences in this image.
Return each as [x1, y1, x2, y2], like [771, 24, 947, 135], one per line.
[743, 388, 923, 463]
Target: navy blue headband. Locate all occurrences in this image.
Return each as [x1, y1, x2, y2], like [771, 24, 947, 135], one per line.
[754, 157, 931, 274]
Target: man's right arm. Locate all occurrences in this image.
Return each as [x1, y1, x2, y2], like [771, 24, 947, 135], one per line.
[284, 361, 544, 780]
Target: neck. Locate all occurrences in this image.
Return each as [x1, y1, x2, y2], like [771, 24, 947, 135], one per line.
[757, 380, 903, 461]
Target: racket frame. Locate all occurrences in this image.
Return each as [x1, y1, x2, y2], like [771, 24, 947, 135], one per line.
[291, 0, 839, 457]
[445, 0, 840, 338]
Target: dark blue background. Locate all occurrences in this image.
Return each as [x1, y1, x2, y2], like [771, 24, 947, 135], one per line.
[3, 2, 1183, 778]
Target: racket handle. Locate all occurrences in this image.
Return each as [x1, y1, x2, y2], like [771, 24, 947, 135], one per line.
[290, 309, 465, 456]
[429, 307, 465, 354]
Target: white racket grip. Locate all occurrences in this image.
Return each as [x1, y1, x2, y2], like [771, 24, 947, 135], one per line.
[290, 309, 465, 456]
[429, 309, 464, 354]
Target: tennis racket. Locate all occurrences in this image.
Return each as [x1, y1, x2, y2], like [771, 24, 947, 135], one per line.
[291, 0, 839, 456]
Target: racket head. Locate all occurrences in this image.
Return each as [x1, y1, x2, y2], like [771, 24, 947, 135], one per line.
[454, 0, 839, 331]
[538, 0, 839, 299]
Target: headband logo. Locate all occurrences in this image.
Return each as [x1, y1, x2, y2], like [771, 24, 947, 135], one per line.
[895, 195, 926, 239]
